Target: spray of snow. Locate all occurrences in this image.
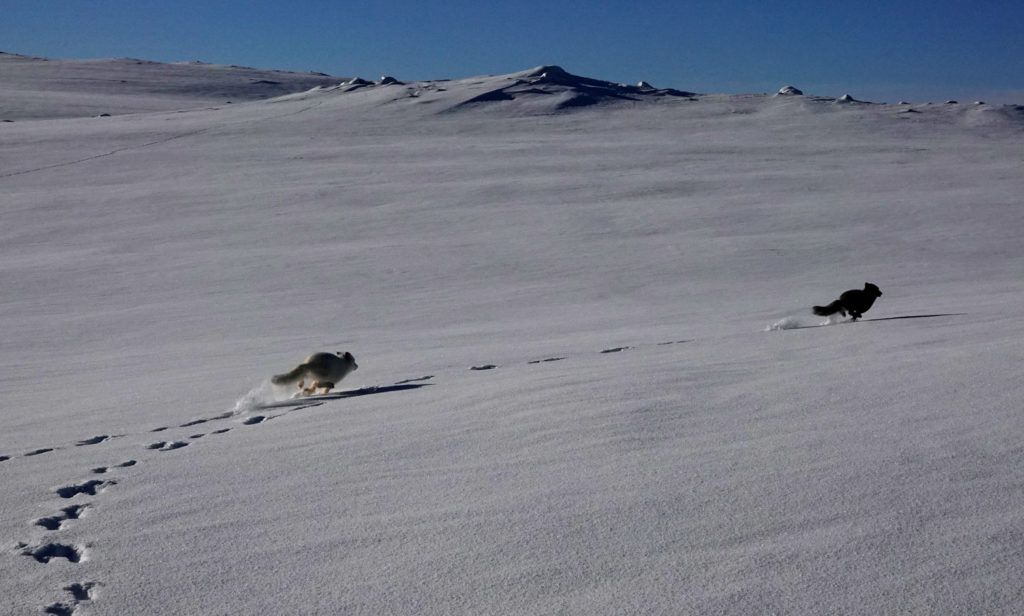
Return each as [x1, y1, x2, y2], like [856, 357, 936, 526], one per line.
[765, 315, 841, 331]
[766, 316, 802, 331]
[231, 379, 283, 414]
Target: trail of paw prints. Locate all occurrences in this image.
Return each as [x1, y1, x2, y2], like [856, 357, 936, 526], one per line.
[13, 341, 690, 461]
[474, 339, 689, 373]
[44, 582, 99, 616]
[18, 463, 123, 612]
[14, 410, 237, 461]
[14, 376, 436, 459]
[178, 411, 233, 429]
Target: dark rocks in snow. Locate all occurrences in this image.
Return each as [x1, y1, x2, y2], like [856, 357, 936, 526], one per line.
[451, 65, 694, 112]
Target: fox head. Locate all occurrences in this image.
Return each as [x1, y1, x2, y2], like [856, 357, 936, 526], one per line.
[336, 351, 358, 371]
[864, 282, 882, 297]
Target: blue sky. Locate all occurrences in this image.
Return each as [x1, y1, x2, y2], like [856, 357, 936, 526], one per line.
[3, 0, 1023, 102]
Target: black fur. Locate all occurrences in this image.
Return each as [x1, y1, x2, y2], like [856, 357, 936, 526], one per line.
[813, 283, 882, 321]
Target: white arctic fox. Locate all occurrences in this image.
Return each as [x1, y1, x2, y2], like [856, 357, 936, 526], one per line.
[271, 351, 358, 396]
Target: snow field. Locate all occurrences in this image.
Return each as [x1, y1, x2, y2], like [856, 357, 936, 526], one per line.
[2, 59, 1024, 614]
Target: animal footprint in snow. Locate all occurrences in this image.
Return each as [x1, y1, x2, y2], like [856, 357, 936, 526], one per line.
[92, 459, 136, 474]
[528, 357, 565, 364]
[147, 441, 187, 451]
[45, 603, 74, 616]
[75, 435, 109, 447]
[600, 346, 630, 354]
[0, 455, 9, 462]
[64, 582, 98, 601]
[25, 448, 55, 457]
[56, 480, 115, 499]
[18, 542, 86, 563]
[470, 364, 497, 371]
[243, 415, 266, 425]
[395, 375, 434, 384]
[45, 582, 99, 615]
[35, 505, 90, 531]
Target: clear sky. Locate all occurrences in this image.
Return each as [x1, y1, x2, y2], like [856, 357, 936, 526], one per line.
[3, 0, 1023, 103]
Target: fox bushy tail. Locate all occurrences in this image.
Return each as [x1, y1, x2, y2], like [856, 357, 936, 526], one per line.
[271, 365, 305, 385]
[812, 299, 843, 316]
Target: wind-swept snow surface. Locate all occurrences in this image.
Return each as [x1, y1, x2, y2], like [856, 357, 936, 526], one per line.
[0, 52, 349, 120]
[2, 57, 1024, 615]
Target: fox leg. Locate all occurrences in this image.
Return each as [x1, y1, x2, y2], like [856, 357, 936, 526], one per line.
[317, 382, 335, 395]
[302, 380, 320, 395]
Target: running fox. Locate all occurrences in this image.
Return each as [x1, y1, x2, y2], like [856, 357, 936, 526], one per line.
[813, 283, 882, 321]
[272, 351, 358, 395]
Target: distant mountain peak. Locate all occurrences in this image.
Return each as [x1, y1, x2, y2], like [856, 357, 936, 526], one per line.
[446, 65, 695, 113]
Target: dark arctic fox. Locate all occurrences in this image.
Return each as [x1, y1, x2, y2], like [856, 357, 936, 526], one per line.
[813, 283, 882, 321]
[272, 351, 358, 396]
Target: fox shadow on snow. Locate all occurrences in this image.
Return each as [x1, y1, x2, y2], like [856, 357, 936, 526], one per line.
[259, 383, 432, 410]
[785, 313, 967, 330]
[864, 313, 967, 322]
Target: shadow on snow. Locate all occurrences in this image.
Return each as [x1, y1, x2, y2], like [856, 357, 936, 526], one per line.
[780, 313, 967, 330]
[863, 313, 967, 322]
[256, 383, 431, 410]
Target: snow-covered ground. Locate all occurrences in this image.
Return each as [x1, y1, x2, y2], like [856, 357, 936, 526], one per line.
[2, 56, 1023, 615]
[0, 52, 349, 120]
